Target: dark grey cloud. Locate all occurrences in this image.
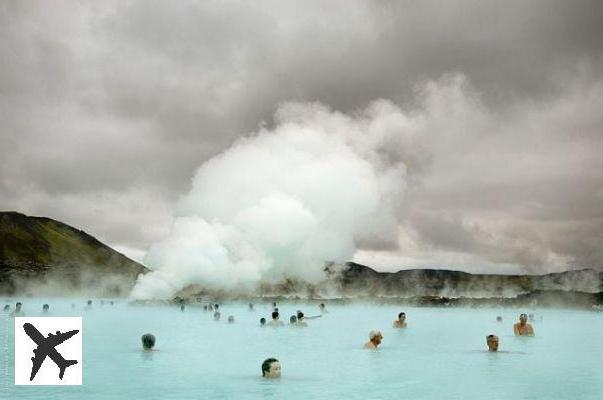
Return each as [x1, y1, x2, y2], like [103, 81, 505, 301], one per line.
[1, 0, 602, 271]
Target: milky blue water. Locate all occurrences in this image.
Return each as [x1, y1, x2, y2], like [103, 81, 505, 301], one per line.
[1, 299, 602, 400]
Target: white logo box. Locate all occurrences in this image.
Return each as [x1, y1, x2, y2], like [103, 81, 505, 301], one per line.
[14, 317, 82, 385]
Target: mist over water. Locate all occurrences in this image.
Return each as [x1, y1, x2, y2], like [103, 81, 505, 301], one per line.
[132, 100, 409, 299]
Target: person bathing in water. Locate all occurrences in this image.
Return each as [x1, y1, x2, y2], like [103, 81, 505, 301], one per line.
[290, 314, 307, 327]
[268, 311, 284, 326]
[364, 330, 383, 349]
[513, 313, 535, 336]
[486, 334, 499, 352]
[10, 302, 24, 317]
[261, 358, 281, 379]
[393, 312, 407, 328]
[141, 333, 156, 351]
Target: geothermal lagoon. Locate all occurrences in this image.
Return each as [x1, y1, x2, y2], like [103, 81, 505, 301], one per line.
[2, 299, 602, 400]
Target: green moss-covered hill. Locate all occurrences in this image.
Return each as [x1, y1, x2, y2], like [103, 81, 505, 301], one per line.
[0, 211, 148, 296]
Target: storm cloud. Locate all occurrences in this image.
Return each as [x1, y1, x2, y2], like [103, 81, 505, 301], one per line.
[1, 0, 602, 274]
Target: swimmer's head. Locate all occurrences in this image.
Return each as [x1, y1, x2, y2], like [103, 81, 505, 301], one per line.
[496, 316, 503, 322]
[260, 317, 266, 326]
[87, 300, 92, 306]
[262, 358, 281, 378]
[42, 304, 49, 312]
[369, 330, 383, 345]
[214, 311, 221, 320]
[290, 315, 297, 324]
[214, 304, 219, 310]
[3, 304, 9, 311]
[398, 312, 406, 320]
[271, 311, 279, 320]
[296, 311, 304, 320]
[16, 302, 22, 310]
[228, 316, 235, 323]
[486, 334, 499, 352]
[519, 313, 528, 324]
[141, 333, 156, 350]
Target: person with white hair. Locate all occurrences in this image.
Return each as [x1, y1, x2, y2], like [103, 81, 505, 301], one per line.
[364, 330, 383, 349]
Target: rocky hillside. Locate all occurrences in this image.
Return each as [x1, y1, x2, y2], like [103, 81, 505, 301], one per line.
[334, 262, 603, 298]
[0, 211, 148, 296]
[174, 262, 603, 308]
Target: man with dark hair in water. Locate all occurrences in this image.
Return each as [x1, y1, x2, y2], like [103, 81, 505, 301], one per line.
[41, 304, 50, 314]
[3, 304, 10, 312]
[261, 358, 281, 378]
[10, 302, 24, 317]
[228, 315, 235, 323]
[393, 312, 407, 328]
[486, 334, 499, 352]
[294, 311, 308, 327]
[260, 317, 266, 326]
[513, 313, 535, 336]
[268, 311, 284, 326]
[141, 333, 156, 350]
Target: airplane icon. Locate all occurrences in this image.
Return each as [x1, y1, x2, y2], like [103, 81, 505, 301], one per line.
[23, 323, 79, 381]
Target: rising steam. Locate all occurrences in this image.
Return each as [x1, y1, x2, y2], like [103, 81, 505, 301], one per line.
[131, 100, 409, 299]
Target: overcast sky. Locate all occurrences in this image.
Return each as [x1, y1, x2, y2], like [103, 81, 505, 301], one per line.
[1, 0, 602, 274]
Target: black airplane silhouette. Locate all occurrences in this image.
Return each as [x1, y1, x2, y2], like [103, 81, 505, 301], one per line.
[23, 323, 79, 381]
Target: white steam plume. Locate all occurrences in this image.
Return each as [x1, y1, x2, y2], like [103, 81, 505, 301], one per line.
[131, 101, 408, 299]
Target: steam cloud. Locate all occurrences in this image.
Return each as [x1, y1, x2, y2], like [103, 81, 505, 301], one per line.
[131, 101, 409, 299]
[132, 71, 603, 299]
